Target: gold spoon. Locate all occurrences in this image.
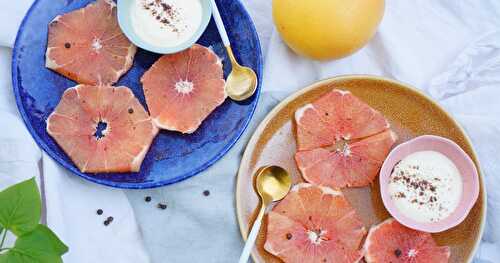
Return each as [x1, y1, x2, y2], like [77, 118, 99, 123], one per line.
[210, 0, 258, 101]
[238, 166, 292, 263]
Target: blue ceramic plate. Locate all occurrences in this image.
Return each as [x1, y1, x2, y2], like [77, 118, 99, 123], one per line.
[12, 0, 262, 189]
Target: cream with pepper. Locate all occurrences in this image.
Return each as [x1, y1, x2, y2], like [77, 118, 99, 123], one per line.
[131, 0, 203, 47]
[388, 151, 463, 223]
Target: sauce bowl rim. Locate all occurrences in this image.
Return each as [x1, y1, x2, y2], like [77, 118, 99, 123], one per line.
[379, 134, 480, 233]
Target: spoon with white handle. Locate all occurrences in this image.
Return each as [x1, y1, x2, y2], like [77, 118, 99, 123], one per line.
[209, 0, 258, 101]
[238, 166, 292, 263]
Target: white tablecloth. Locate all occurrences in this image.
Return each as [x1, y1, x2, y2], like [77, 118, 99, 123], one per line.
[1, 0, 499, 262]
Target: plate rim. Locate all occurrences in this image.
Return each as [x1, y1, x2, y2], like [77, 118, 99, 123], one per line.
[235, 74, 486, 263]
[11, 0, 263, 189]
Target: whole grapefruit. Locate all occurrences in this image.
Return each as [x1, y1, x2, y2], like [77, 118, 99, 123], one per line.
[272, 0, 385, 60]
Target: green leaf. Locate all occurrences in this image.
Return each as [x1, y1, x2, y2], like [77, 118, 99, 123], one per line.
[17, 224, 68, 255]
[0, 224, 68, 263]
[0, 250, 62, 263]
[0, 178, 41, 236]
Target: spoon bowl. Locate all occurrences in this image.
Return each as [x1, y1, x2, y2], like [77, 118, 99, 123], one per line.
[255, 165, 292, 204]
[225, 48, 258, 101]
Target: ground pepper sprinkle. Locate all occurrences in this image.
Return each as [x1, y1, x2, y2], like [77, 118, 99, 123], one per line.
[141, 0, 183, 33]
[390, 163, 445, 221]
[104, 216, 114, 226]
[387, 151, 462, 223]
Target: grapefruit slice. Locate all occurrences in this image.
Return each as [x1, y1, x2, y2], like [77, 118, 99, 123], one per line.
[141, 44, 226, 134]
[364, 218, 451, 263]
[46, 0, 136, 85]
[264, 183, 366, 263]
[294, 90, 397, 188]
[296, 130, 397, 188]
[46, 85, 158, 173]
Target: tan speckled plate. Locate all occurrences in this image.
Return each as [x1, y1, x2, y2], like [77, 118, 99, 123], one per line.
[236, 75, 486, 263]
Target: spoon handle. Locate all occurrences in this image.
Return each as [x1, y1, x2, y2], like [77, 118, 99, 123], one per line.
[238, 204, 265, 263]
[209, 0, 231, 47]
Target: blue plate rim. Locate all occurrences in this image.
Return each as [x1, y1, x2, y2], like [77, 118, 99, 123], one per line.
[11, 0, 263, 189]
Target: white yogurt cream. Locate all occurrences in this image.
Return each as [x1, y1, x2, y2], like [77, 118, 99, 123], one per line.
[387, 151, 463, 223]
[131, 0, 203, 47]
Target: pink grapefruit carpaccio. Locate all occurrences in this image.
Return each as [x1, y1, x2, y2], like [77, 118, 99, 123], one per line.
[141, 44, 226, 134]
[364, 218, 450, 263]
[46, 85, 158, 173]
[294, 89, 397, 189]
[265, 183, 366, 263]
[45, 0, 136, 85]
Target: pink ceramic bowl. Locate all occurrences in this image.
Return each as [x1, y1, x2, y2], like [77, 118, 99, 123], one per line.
[379, 135, 480, 233]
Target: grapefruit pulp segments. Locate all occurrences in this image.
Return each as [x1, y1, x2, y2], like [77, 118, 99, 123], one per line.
[46, 0, 137, 85]
[364, 218, 451, 263]
[141, 44, 226, 134]
[296, 130, 397, 188]
[46, 85, 158, 173]
[294, 89, 397, 188]
[264, 183, 366, 263]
